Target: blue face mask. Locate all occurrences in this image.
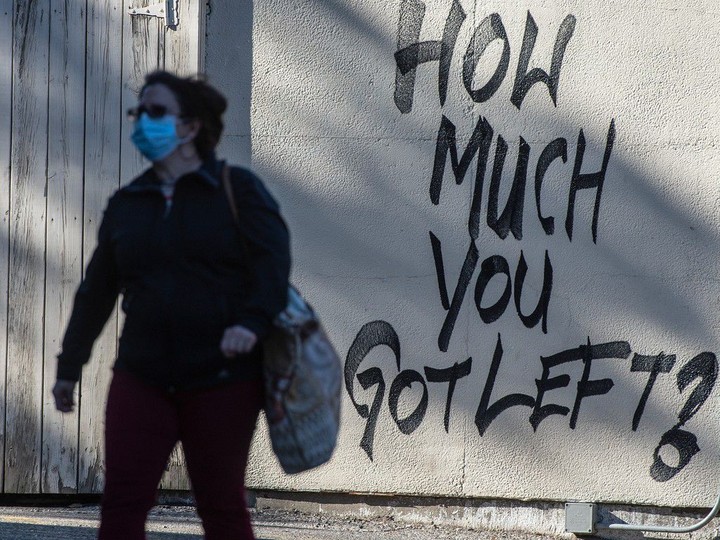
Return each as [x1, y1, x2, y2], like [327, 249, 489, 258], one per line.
[131, 113, 184, 162]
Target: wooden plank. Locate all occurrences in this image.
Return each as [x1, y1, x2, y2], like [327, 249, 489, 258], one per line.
[78, 0, 124, 494]
[160, 443, 189, 491]
[124, 0, 189, 492]
[159, 0, 203, 492]
[194, 0, 206, 75]
[164, 0, 204, 76]
[41, 0, 86, 494]
[0, 0, 14, 494]
[145, 2, 192, 492]
[5, 0, 50, 494]
[122, 0, 191, 493]
[121, 0, 160, 186]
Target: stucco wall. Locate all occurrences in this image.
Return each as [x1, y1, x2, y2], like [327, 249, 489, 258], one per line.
[206, 0, 720, 508]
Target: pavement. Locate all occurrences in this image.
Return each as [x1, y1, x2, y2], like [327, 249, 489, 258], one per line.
[0, 504, 563, 539]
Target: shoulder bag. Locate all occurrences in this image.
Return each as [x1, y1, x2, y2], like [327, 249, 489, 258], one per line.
[222, 165, 342, 474]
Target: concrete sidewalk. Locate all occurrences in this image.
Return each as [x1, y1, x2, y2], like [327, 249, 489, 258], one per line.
[0, 504, 562, 539]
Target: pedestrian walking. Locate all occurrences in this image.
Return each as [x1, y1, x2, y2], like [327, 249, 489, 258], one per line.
[52, 70, 291, 540]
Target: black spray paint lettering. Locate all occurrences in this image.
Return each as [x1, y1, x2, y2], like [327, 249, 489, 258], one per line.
[462, 13, 510, 104]
[431, 114, 617, 244]
[344, 320, 398, 460]
[568, 340, 632, 429]
[566, 121, 617, 243]
[511, 13, 577, 109]
[425, 359, 473, 432]
[529, 339, 633, 430]
[530, 340, 631, 430]
[394, 2, 576, 112]
[479, 336, 631, 433]
[384, 0, 719, 484]
[394, 0, 466, 113]
[487, 135, 529, 240]
[650, 353, 718, 482]
[430, 115, 493, 240]
[476, 334, 535, 436]
[345, 322, 718, 476]
[430, 235, 552, 352]
[475, 256, 512, 324]
[630, 352, 676, 431]
[534, 138, 568, 235]
[389, 370, 428, 434]
[345, 320, 473, 460]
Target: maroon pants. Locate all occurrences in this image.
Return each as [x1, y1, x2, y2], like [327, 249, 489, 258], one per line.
[98, 370, 263, 540]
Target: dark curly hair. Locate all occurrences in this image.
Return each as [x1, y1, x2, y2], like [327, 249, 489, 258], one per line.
[142, 71, 228, 160]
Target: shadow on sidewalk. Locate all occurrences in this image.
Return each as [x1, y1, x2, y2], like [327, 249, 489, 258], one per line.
[0, 522, 203, 540]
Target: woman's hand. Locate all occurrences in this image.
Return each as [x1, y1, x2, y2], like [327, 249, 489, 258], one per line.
[220, 325, 258, 357]
[53, 380, 77, 413]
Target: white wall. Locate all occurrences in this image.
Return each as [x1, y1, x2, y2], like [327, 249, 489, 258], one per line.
[207, 0, 720, 507]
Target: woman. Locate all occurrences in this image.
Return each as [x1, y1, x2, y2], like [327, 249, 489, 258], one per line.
[52, 71, 290, 539]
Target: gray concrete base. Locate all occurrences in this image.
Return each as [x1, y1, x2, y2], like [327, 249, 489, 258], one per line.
[247, 491, 720, 540]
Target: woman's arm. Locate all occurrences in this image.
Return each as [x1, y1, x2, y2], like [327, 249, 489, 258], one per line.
[231, 168, 291, 340]
[56, 199, 120, 383]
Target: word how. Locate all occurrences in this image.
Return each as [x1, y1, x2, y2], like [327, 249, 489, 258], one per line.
[394, 1, 576, 112]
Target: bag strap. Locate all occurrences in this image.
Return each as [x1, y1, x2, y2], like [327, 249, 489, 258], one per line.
[221, 165, 253, 283]
[222, 165, 294, 388]
[222, 164, 240, 226]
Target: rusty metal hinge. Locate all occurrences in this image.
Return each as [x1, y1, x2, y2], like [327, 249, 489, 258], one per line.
[127, 0, 178, 27]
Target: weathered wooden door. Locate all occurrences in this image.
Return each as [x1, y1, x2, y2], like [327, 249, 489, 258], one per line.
[0, 0, 203, 494]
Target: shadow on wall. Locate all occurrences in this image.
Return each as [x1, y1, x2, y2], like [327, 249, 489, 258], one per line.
[4, 0, 719, 503]
[236, 0, 720, 500]
[206, 0, 254, 165]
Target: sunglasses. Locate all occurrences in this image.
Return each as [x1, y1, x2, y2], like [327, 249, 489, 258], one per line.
[127, 104, 179, 121]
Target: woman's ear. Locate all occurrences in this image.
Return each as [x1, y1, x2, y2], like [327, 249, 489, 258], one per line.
[184, 118, 201, 140]
[178, 119, 202, 158]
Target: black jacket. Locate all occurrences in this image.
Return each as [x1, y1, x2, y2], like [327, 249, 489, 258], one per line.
[57, 157, 291, 392]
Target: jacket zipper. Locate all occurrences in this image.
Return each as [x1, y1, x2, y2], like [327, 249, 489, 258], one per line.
[160, 184, 174, 218]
